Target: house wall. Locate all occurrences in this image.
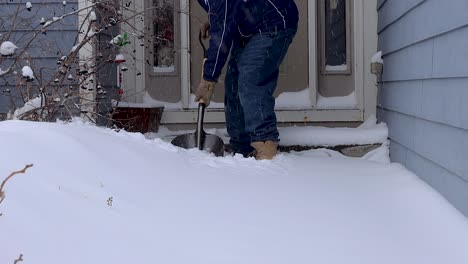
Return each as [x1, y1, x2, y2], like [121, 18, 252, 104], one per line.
[0, 0, 79, 114]
[377, 0, 468, 216]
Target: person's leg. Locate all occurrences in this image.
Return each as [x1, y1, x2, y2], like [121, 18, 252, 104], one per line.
[224, 39, 255, 156]
[237, 29, 296, 158]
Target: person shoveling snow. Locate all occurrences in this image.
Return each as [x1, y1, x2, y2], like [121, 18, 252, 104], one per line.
[194, 0, 299, 160]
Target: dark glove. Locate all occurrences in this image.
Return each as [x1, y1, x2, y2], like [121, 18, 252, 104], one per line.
[195, 79, 216, 106]
[201, 22, 210, 39]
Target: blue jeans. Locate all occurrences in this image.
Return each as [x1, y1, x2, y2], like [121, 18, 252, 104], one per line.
[225, 29, 296, 156]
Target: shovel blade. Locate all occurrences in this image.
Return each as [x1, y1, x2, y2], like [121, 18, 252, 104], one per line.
[171, 133, 225, 157]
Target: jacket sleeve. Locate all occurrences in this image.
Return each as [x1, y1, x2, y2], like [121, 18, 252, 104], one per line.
[202, 0, 237, 82]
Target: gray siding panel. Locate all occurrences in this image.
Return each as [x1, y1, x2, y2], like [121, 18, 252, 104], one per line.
[379, 0, 468, 55]
[432, 26, 468, 78]
[378, 0, 468, 215]
[377, 0, 387, 11]
[389, 140, 407, 166]
[0, 1, 79, 113]
[381, 109, 468, 216]
[383, 24, 468, 82]
[405, 149, 468, 216]
[381, 78, 468, 130]
[382, 39, 433, 81]
[380, 109, 415, 150]
[381, 109, 468, 184]
[377, 0, 425, 32]
[380, 80, 422, 117]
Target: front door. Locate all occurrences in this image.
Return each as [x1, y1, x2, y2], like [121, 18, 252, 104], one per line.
[189, 0, 310, 110]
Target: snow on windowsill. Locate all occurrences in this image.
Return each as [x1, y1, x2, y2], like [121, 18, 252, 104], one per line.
[275, 88, 313, 110]
[316, 92, 357, 110]
[154, 65, 175, 73]
[275, 89, 357, 110]
[325, 64, 348, 71]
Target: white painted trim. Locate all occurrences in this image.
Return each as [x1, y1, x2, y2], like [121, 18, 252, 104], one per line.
[180, 0, 191, 108]
[308, 0, 318, 107]
[161, 109, 363, 124]
[363, 0, 378, 120]
[78, 0, 96, 120]
[353, 0, 365, 118]
[121, 0, 138, 103]
[134, 1, 146, 103]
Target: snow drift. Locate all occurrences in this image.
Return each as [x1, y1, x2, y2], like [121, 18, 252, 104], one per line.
[1, 120, 467, 264]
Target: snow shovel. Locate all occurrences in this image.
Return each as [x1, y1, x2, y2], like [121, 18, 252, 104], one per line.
[170, 31, 225, 156]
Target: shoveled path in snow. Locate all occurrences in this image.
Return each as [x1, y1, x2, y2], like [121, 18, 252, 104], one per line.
[1, 120, 467, 264]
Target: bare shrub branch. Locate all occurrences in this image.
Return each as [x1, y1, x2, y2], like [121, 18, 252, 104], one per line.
[0, 164, 34, 205]
[14, 254, 24, 264]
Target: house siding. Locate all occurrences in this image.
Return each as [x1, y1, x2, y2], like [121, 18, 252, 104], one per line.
[0, 1, 79, 114]
[377, 0, 468, 216]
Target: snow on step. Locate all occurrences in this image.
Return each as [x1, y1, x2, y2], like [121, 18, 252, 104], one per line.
[279, 115, 388, 147]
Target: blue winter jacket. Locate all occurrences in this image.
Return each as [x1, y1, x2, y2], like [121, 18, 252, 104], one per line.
[198, 0, 299, 82]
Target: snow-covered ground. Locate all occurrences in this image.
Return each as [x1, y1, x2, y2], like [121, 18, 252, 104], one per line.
[1, 120, 468, 264]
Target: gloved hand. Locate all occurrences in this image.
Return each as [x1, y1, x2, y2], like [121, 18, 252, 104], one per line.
[195, 79, 216, 106]
[201, 21, 210, 39]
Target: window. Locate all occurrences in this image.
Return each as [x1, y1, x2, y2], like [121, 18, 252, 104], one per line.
[321, 0, 351, 74]
[153, 0, 175, 73]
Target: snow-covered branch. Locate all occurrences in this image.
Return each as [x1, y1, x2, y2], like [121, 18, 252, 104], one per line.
[0, 0, 174, 123]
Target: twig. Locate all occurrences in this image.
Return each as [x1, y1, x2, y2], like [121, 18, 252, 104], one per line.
[14, 254, 23, 264]
[0, 164, 34, 205]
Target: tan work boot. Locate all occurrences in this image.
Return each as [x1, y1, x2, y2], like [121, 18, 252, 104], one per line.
[251, 141, 278, 160]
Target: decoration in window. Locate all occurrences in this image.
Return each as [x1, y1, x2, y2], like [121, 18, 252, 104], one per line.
[153, 0, 175, 73]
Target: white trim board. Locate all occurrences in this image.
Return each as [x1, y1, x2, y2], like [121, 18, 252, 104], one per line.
[180, 0, 191, 108]
[77, 0, 96, 120]
[354, 0, 365, 111]
[308, 0, 318, 107]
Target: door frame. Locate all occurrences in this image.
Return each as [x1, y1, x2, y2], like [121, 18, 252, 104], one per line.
[160, 0, 374, 124]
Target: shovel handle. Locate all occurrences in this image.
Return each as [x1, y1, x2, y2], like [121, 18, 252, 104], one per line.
[196, 29, 209, 150]
[196, 103, 206, 150]
[199, 30, 208, 58]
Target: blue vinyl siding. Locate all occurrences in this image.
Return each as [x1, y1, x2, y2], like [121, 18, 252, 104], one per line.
[377, 0, 468, 216]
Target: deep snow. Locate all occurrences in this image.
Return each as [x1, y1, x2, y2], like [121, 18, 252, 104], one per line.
[1, 120, 468, 264]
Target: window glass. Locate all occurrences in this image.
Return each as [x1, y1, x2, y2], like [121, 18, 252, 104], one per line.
[153, 0, 175, 73]
[325, 0, 347, 71]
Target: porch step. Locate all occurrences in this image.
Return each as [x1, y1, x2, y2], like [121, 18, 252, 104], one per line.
[223, 143, 382, 158]
[278, 144, 382, 158]
[146, 115, 388, 158]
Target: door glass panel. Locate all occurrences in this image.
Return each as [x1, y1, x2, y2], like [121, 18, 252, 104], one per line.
[153, 0, 175, 73]
[318, 0, 354, 99]
[324, 0, 348, 73]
